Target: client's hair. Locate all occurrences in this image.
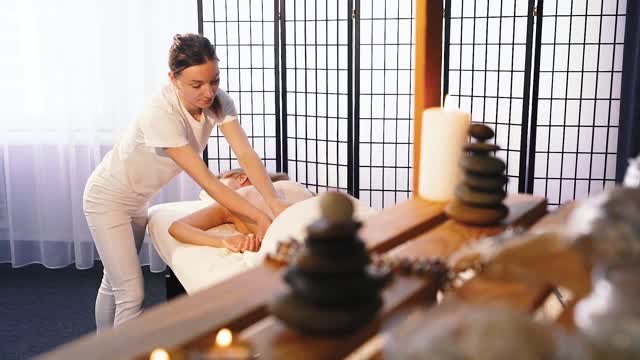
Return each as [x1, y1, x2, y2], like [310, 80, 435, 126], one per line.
[217, 168, 289, 183]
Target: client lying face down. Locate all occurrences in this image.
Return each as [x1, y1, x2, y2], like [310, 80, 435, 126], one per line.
[217, 168, 289, 190]
[169, 169, 309, 253]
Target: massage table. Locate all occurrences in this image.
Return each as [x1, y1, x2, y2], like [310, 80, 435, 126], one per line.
[147, 181, 379, 295]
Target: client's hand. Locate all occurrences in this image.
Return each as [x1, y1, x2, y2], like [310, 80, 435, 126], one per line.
[223, 234, 260, 253]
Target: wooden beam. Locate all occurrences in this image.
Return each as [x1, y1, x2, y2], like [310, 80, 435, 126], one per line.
[359, 197, 447, 253]
[413, 0, 444, 195]
[388, 194, 548, 259]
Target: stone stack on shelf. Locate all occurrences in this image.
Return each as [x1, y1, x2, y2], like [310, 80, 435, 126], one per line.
[269, 192, 390, 335]
[445, 123, 509, 226]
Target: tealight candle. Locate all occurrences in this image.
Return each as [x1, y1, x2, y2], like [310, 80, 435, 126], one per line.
[194, 328, 252, 360]
[149, 348, 171, 360]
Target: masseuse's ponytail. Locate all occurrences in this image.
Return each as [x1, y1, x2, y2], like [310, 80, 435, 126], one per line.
[169, 33, 222, 115]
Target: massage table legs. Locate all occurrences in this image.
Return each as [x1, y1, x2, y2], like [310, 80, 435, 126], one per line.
[165, 268, 186, 300]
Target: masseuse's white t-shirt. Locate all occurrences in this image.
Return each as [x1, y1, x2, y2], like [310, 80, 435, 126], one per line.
[94, 84, 237, 199]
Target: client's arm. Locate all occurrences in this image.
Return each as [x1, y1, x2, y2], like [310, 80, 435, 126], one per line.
[169, 203, 260, 253]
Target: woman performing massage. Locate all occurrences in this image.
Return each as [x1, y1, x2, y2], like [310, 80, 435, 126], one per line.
[169, 169, 314, 253]
[83, 34, 292, 330]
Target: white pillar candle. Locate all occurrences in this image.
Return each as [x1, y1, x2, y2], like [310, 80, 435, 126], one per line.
[418, 107, 470, 201]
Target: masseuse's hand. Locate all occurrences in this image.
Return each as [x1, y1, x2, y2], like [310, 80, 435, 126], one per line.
[254, 214, 272, 243]
[223, 234, 260, 253]
[269, 199, 294, 219]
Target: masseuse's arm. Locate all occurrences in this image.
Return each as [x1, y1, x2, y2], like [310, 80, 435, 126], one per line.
[164, 145, 271, 240]
[219, 120, 292, 217]
[169, 204, 259, 252]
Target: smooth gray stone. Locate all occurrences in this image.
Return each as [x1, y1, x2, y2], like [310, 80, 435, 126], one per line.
[463, 173, 508, 192]
[269, 292, 383, 335]
[445, 199, 509, 226]
[320, 192, 355, 223]
[464, 142, 500, 154]
[468, 123, 495, 141]
[460, 155, 506, 176]
[455, 183, 506, 206]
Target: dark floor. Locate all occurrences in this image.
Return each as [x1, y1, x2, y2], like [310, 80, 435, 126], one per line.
[0, 263, 166, 360]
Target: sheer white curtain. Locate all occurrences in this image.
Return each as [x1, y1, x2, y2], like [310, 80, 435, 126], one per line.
[0, 0, 201, 271]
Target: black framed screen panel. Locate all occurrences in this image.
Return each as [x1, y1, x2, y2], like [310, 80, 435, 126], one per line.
[529, 0, 626, 208]
[357, 0, 416, 209]
[201, 0, 280, 174]
[444, 0, 535, 196]
[281, 0, 351, 195]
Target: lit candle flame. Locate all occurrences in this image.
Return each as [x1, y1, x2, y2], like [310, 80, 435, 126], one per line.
[215, 328, 233, 348]
[149, 348, 170, 360]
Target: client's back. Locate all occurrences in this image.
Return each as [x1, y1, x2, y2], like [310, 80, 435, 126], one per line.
[236, 180, 315, 221]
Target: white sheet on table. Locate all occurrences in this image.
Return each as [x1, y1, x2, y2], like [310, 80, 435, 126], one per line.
[148, 200, 248, 294]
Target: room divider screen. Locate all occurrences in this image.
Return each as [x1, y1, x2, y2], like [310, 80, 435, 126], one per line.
[356, 1, 417, 207]
[199, 0, 627, 209]
[279, 0, 354, 195]
[199, 0, 416, 209]
[528, 0, 625, 207]
[443, 0, 535, 197]
[443, 0, 626, 208]
[200, 0, 282, 175]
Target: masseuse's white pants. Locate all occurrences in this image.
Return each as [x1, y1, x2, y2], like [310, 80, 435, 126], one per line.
[83, 171, 148, 331]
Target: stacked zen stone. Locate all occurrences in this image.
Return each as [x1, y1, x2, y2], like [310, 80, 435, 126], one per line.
[445, 123, 509, 226]
[269, 192, 389, 335]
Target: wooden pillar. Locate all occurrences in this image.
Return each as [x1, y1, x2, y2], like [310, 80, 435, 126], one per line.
[412, 0, 444, 195]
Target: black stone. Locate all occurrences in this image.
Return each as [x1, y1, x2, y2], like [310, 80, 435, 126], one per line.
[460, 155, 506, 176]
[455, 183, 506, 207]
[269, 292, 383, 335]
[293, 248, 370, 274]
[304, 236, 367, 257]
[283, 267, 388, 306]
[306, 219, 362, 240]
[468, 123, 495, 141]
[445, 199, 509, 226]
[463, 173, 508, 192]
[464, 142, 500, 154]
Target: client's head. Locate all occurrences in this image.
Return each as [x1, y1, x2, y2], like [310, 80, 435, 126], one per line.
[217, 168, 289, 190]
